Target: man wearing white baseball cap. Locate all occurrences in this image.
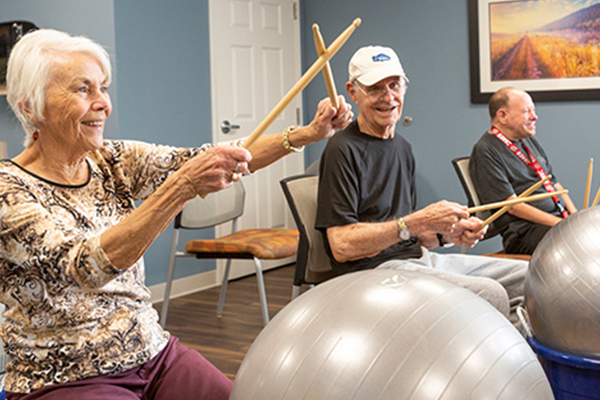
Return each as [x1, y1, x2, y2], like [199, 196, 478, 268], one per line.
[315, 45, 528, 326]
[348, 45, 409, 86]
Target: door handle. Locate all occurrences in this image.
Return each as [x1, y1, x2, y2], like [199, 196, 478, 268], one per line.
[221, 120, 240, 134]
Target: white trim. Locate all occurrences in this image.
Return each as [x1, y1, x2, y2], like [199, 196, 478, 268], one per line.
[148, 270, 218, 304]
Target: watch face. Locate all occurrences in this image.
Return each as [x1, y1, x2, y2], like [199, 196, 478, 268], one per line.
[400, 229, 410, 241]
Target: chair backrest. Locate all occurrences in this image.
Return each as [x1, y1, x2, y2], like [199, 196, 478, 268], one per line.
[280, 174, 334, 286]
[452, 157, 481, 208]
[452, 156, 500, 240]
[176, 180, 245, 229]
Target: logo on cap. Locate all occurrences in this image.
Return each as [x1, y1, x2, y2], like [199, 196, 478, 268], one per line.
[372, 53, 391, 62]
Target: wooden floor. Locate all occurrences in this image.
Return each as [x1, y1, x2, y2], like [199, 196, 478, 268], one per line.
[153, 263, 301, 381]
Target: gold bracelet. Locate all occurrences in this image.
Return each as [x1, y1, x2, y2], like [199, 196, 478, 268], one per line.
[282, 126, 304, 153]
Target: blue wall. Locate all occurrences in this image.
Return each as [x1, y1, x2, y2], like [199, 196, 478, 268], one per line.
[0, 0, 118, 156]
[113, 0, 216, 285]
[2, 0, 600, 285]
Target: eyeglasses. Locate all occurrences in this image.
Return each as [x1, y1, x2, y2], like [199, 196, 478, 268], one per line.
[354, 79, 408, 100]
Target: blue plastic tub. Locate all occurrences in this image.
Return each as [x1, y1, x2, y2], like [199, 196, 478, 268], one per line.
[527, 336, 600, 399]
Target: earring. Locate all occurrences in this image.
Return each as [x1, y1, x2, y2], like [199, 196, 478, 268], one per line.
[32, 131, 39, 141]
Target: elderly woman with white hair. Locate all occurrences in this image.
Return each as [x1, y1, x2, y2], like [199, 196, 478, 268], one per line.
[0, 29, 352, 400]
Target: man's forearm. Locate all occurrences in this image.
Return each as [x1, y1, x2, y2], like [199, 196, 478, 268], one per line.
[508, 202, 563, 226]
[326, 221, 401, 263]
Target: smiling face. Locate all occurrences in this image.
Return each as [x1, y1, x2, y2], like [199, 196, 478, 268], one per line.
[37, 52, 112, 156]
[497, 89, 537, 141]
[347, 76, 405, 139]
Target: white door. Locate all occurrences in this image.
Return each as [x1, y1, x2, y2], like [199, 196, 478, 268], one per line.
[209, 0, 304, 281]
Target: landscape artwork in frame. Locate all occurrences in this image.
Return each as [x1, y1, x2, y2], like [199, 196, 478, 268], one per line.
[469, 0, 600, 103]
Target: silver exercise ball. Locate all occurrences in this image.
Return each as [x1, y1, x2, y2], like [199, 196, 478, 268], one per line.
[231, 269, 552, 400]
[525, 205, 600, 358]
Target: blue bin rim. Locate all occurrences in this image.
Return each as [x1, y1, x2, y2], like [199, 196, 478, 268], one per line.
[527, 336, 600, 370]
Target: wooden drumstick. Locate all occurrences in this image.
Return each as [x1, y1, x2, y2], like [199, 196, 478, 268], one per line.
[468, 190, 568, 214]
[242, 18, 361, 150]
[592, 184, 600, 207]
[480, 175, 551, 228]
[584, 158, 593, 209]
[313, 23, 339, 109]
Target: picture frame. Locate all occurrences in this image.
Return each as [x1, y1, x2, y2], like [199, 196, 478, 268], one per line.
[468, 0, 600, 103]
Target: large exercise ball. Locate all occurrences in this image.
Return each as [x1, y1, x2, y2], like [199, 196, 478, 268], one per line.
[525, 205, 600, 357]
[231, 269, 552, 400]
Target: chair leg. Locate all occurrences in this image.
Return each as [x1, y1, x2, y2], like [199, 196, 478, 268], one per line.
[291, 285, 301, 300]
[217, 259, 233, 318]
[161, 229, 180, 328]
[253, 258, 270, 326]
[292, 284, 317, 300]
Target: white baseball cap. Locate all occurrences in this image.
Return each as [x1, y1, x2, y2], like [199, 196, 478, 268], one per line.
[348, 45, 408, 86]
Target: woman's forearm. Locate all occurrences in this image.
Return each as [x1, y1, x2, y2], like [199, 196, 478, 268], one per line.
[247, 127, 309, 171]
[248, 96, 353, 171]
[100, 170, 192, 270]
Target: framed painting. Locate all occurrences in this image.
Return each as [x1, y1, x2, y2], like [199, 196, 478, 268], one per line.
[468, 0, 600, 103]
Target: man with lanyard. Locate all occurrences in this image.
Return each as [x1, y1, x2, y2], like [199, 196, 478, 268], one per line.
[470, 87, 577, 255]
[316, 46, 529, 326]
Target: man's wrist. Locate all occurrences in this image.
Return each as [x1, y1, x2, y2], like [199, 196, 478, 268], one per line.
[397, 217, 411, 240]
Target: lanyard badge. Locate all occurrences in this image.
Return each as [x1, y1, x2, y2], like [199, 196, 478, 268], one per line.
[490, 126, 569, 218]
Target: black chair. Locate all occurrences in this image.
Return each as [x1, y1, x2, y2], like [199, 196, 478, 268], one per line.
[452, 157, 531, 261]
[280, 174, 335, 299]
[452, 156, 499, 240]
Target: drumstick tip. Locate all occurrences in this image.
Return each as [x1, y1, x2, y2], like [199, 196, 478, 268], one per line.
[353, 18, 362, 27]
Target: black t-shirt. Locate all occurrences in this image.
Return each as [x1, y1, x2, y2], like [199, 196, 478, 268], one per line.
[315, 120, 422, 275]
[469, 132, 562, 246]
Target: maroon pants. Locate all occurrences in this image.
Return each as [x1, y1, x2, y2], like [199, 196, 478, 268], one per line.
[6, 337, 233, 400]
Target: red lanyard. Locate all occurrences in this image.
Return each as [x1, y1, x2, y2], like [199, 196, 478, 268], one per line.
[490, 126, 569, 218]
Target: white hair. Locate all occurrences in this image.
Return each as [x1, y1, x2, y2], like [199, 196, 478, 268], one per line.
[6, 29, 112, 147]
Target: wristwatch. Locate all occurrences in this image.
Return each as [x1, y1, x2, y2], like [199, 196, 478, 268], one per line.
[397, 217, 411, 241]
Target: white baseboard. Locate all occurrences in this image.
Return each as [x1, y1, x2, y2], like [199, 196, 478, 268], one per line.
[148, 269, 218, 304]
